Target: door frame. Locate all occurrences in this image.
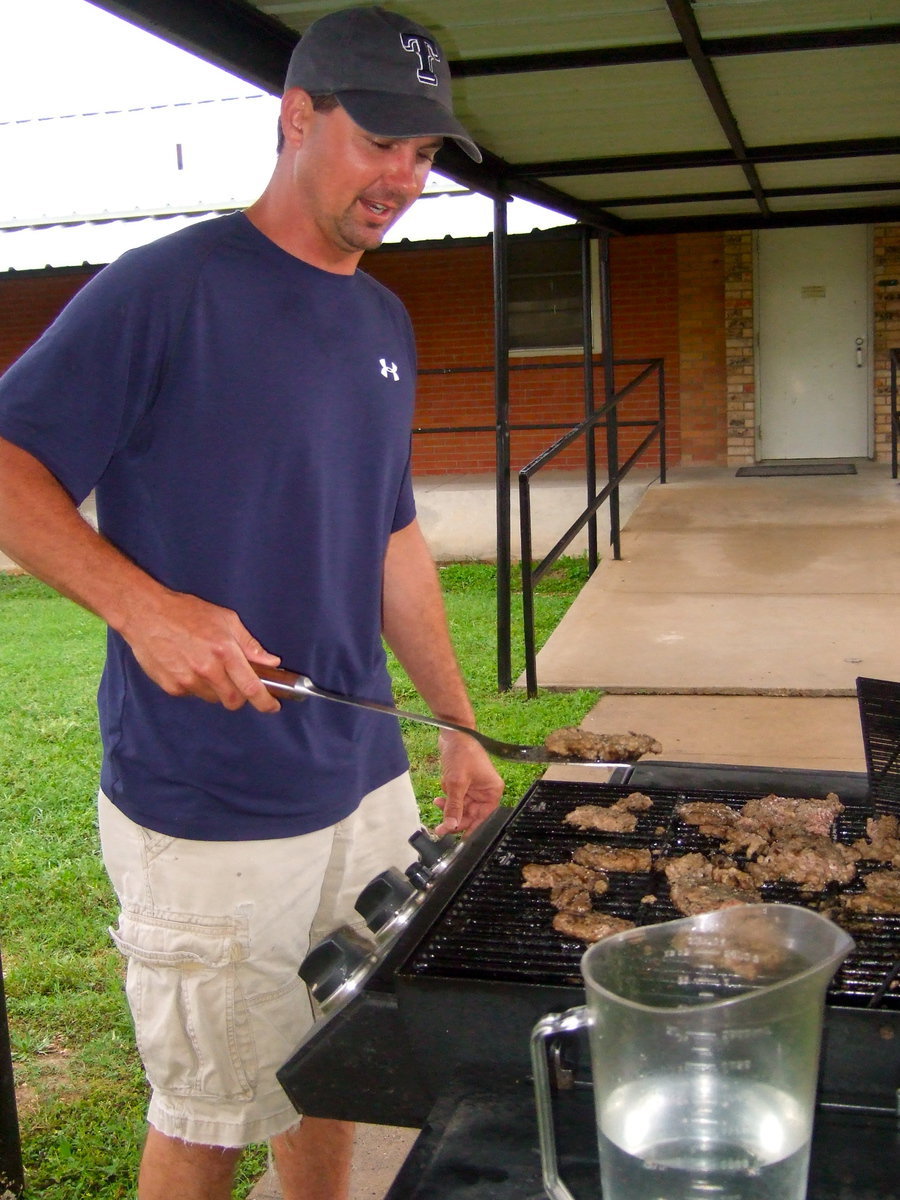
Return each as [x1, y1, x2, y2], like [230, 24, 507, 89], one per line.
[752, 224, 874, 462]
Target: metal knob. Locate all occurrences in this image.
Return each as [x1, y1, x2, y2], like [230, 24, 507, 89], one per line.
[298, 925, 375, 1011]
[409, 827, 458, 868]
[355, 867, 418, 935]
[405, 860, 433, 890]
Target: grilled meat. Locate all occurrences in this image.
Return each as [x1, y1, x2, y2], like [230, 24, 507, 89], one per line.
[678, 793, 845, 857]
[522, 862, 598, 890]
[564, 793, 653, 834]
[544, 727, 662, 762]
[550, 881, 604, 913]
[746, 834, 858, 892]
[852, 815, 900, 867]
[572, 843, 653, 873]
[677, 801, 740, 839]
[522, 860, 610, 915]
[552, 910, 634, 943]
[662, 853, 761, 916]
[840, 869, 900, 915]
[673, 911, 790, 980]
[739, 792, 844, 837]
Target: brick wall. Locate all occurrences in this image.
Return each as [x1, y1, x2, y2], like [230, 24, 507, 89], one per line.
[676, 232, 727, 465]
[4, 226, 895, 474]
[874, 223, 900, 463]
[723, 231, 756, 464]
[368, 231, 701, 474]
[2, 232, 732, 476]
[0, 269, 97, 374]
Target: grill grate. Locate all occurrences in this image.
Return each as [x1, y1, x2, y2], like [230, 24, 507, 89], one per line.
[857, 676, 900, 808]
[402, 780, 900, 1008]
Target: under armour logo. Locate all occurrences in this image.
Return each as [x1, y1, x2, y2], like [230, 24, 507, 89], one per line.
[400, 33, 440, 86]
[380, 359, 400, 381]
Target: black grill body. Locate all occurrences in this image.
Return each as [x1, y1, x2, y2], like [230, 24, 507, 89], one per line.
[279, 761, 900, 1127]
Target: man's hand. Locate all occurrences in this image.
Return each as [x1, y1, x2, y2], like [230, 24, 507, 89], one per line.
[433, 729, 504, 836]
[122, 587, 283, 712]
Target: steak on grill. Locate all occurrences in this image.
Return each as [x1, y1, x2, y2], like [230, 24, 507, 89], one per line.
[746, 834, 858, 892]
[840, 869, 900, 915]
[572, 843, 653, 873]
[564, 792, 653, 833]
[853, 815, 900, 866]
[552, 910, 634, 942]
[661, 852, 761, 915]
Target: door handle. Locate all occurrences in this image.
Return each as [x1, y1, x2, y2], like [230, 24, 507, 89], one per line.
[856, 337, 864, 368]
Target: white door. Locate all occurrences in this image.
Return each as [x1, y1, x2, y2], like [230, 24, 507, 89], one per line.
[756, 226, 870, 460]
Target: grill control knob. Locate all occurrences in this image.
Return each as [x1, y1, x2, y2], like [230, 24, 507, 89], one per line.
[405, 860, 433, 890]
[355, 867, 418, 936]
[298, 925, 375, 1013]
[409, 827, 459, 870]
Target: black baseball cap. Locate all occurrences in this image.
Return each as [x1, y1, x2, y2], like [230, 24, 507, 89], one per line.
[284, 5, 482, 162]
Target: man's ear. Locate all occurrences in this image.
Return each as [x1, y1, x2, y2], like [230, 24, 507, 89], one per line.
[280, 87, 312, 150]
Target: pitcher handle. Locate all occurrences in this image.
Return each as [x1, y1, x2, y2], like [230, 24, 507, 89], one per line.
[530, 1005, 591, 1200]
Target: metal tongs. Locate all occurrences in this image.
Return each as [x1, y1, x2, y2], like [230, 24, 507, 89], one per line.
[253, 665, 633, 768]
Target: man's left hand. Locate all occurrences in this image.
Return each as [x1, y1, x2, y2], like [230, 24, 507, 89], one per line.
[433, 730, 504, 836]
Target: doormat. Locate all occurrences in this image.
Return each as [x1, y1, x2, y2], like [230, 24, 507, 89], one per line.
[736, 463, 857, 478]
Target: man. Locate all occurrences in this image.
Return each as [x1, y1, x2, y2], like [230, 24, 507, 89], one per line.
[0, 6, 503, 1198]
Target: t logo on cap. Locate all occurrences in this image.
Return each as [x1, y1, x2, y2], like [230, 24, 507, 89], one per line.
[400, 33, 440, 88]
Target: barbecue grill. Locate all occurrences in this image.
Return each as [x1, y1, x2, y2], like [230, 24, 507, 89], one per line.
[278, 677, 900, 1199]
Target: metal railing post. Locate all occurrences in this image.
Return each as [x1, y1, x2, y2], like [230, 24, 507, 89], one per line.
[598, 234, 621, 559]
[493, 197, 512, 691]
[658, 357, 668, 483]
[581, 228, 598, 573]
[891, 348, 898, 481]
[519, 472, 539, 697]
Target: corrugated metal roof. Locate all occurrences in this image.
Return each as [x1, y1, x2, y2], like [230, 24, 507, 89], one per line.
[0, 191, 572, 273]
[88, 0, 900, 233]
[0, 88, 571, 273]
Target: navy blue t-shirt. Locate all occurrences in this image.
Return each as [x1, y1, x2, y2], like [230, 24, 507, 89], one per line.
[0, 213, 416, 839]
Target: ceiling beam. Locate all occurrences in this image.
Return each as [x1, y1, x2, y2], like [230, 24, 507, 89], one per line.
[514, 136, 900, 178]
[451, 24, 900, 78]
[625, 203, 900, 234]
[434, 143, 625, 234]
[601, 180, 900, 207]
[665, 0, 769, 216]
[86, 0, 294, 93]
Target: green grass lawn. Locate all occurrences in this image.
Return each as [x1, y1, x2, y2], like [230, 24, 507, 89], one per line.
[0, 562, 599, 1198]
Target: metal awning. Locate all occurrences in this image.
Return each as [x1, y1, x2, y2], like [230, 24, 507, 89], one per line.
[87, 0, 900, 234]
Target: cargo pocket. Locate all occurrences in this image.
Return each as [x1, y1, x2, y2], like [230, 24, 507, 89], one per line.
[109, 907, 257, 1101]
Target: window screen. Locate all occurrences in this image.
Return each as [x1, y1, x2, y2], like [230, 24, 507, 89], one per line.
[508, 238, 584, 352]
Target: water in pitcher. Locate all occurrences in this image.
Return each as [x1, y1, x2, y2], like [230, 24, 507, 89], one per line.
[597, 1071, 810, 1200]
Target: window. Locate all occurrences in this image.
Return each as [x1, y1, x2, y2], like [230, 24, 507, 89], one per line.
[507, 237, 599, 354]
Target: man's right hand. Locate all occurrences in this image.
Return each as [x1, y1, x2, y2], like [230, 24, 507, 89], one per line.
[121, 587, 283, 712]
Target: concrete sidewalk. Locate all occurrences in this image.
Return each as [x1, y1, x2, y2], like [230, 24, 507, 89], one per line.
[534, 462, 900, 695]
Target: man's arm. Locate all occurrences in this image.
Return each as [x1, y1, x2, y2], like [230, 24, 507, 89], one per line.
[0, 436, 280, 711]
[381, 517, 504, 835]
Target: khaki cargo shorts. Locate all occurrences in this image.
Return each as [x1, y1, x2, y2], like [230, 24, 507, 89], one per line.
[99, 774, 420, 1148]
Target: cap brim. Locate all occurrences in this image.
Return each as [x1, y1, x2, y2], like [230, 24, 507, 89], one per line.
[336, 90, 482, 163]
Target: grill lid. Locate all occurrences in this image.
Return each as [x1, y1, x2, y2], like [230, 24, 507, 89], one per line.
[858, 676, 900, 808]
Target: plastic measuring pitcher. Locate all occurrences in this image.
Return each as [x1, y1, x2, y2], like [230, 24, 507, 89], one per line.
[531, 903, 853, 1200]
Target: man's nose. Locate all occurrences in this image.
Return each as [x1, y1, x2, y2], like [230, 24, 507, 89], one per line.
[384, 146, 426, 195]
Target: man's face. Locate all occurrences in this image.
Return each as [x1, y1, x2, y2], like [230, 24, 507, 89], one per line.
[287, 94, 441, 268]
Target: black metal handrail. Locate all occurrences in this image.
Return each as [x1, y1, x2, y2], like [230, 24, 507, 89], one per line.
[891, 347, 899, 480]
[519, 357, 667, 697]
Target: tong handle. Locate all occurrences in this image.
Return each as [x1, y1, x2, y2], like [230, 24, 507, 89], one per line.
[252, 664, 312, 699]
